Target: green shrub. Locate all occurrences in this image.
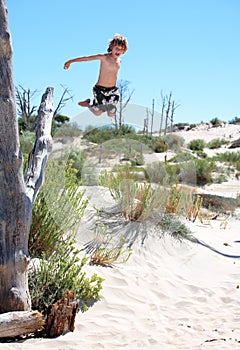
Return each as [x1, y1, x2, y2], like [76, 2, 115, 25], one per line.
[84, 223, 132, 267]
[193, 150, 208, 158]
[83, 125, 136, 144]
[146, 162, 169, 184]
[29, 241, 103, 315]
[170, 152, 196, 163]
[188, 139, 206, 151]
[99, 166, 146, 199]
[66, 149, 86, 183]
[162, 134, 185, 152]
[213, 151, 240, 164]
[210, 117, 223, 126]
[236, 161, 240, 171]
[156, 211, 193, 241]
[28, 158, 104, 318]
[194, 159, 215, 185]
[19, 131, 35, 154]
[53, 122, 82, 138]
[207, 138, 229, 149]
[29, 160, 88, 257]
[153, 139, 168, 153]
[229, 116, 240, 124]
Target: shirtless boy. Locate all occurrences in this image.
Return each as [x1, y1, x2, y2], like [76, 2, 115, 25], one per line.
[64, 34, 128, 117]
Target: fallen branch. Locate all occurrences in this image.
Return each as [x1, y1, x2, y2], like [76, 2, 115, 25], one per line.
[0, 310, 44, 338]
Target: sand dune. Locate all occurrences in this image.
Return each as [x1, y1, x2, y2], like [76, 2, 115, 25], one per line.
[2, 124, 240, 350]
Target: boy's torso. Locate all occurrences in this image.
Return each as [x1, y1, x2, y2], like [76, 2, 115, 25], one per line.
[96, 54, 120, 87]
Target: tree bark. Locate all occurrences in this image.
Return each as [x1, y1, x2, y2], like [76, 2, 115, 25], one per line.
[0, 311, 45, 338]
[0, 0, 54, 313]
[45, 290, 78, 338]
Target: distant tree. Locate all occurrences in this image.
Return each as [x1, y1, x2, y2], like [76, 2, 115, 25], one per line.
[210, 117, 223, 127]
[159, 91, 180, 135]
[16, 85, 37, 131]
[53, 84, 73, 119]
[115, 79, 134, 128]
[146, 99, 155, 137]
[229, 116, 240, 125]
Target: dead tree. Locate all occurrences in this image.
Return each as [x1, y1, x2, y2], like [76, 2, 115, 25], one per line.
[53, 84, 73, 118]
[143, 107, 149, 135]
[164, 92, 172, 135]
[0, 0, 53, 320]
[159, 91, 166, 135]
[149, 99, 155, 136]
[16, 85, 37, 130]
[115, 79, 134, 128]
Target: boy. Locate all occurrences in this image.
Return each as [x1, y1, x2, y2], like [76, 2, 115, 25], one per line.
[64, 34, 128, 117]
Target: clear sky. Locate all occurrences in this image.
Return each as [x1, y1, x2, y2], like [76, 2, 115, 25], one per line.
[6, 0, 240, 130]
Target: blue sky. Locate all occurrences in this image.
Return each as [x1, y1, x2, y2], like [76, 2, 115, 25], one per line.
[6, 0, 240, 130]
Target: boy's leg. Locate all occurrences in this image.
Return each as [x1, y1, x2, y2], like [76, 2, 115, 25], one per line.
[89, 106, 102, 116]
[107, 111, 116, 118]
[78, 98, 102, 116]
[78, 98, 91, 107]
[107, 104, 117, 118]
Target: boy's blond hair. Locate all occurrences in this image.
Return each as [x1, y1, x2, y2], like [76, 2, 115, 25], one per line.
[107, 34, 128, 53]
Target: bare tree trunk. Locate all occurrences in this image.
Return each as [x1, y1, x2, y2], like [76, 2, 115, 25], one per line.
[0, 0, 54, 313]
[164, 92, 172, 135]
[150, 99, 154, 137]
[159, 91, 166, 136]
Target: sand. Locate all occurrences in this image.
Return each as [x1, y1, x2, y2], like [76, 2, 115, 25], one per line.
[1, 124, 240, 350]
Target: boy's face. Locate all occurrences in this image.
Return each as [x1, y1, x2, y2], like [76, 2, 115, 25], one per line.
[111, 45, 125, 59]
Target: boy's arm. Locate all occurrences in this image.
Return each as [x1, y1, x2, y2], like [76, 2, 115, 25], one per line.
[64, 54, 105, 69]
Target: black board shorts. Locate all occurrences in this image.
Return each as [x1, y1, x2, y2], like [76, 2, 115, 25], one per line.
[92, 85, 119, 114]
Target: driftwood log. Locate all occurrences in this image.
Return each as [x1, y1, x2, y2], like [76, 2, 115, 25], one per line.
[0, 311, 44, 338]
[45, 290, 78, 338]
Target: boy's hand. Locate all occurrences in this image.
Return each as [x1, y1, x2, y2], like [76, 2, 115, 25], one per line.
[64, 61, 71, 69]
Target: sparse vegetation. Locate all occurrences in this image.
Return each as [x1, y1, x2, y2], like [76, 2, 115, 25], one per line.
[207, 138, 229, 149]
[83, 223, 132, 267]
[28, 159, 103, 318]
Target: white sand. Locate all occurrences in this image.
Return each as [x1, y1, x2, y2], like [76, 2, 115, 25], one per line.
[2, 187, 240, 349]
[2, 124, 240, 350]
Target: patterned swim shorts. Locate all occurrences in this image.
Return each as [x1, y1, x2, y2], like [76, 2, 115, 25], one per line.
[92, 85, 119, 114]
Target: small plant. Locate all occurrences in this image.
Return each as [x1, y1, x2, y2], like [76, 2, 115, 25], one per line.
[156, 211, 193, 241]
[166, 185, 182, 214]
[29, 240, 103, 316]
[83, 223, 132, 267]
[153, 139, 168, 153]
[146, 161, 169, 184]
[194, 159, 215, 185]
[186, 194, 203, 222]
[119, 180, 153, 221]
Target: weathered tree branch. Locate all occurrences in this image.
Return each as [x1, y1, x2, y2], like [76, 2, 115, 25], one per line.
[25, 87, 54, 203]
[0, 311, 44, 338]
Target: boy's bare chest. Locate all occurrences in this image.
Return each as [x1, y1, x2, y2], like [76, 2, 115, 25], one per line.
[102, 58, 120, 73]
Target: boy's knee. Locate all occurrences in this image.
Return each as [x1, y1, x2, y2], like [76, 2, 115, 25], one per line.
[90, 108, 102, 116]
[107, 112, 116, 117]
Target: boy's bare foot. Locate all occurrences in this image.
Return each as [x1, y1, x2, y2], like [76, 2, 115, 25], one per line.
[78, 98, 91, 107]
